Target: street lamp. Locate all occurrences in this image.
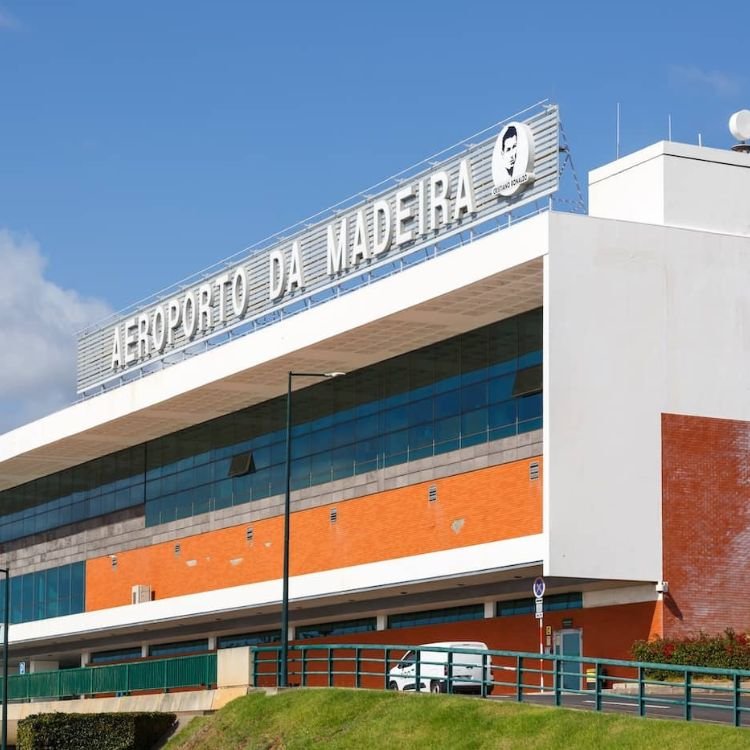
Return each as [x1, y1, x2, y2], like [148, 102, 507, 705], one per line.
[1, 567, 9, 750]
[280, 371, 345, 688]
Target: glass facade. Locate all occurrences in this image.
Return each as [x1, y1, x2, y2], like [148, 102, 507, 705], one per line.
[148, 639, 209, 657]
[388, 604, 485, 629]
[0, 562, 85, 625]
[90, 646, 143, 665]
[0, 308, 542, 541]
[217, 629, 281, 649]
[145, 307, 542, 526]
[496, 592, 583, 617]
[0, 445, 145, 543]
[296, 617, 377, 640]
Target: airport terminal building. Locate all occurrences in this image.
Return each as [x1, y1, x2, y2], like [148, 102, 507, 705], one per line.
[1, 102, 749, 675]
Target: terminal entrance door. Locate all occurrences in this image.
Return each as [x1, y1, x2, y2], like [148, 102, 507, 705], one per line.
[553, 629, 582, 691]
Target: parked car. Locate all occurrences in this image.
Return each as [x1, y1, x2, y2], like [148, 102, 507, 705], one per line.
[388, 641, 491, 695]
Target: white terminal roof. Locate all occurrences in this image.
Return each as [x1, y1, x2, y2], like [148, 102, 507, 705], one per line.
[4, 138, 749, 495]
[0, 215, 549, 492]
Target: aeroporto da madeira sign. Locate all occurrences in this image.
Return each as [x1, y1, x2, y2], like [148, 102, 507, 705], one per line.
[76, 103, 559, 394]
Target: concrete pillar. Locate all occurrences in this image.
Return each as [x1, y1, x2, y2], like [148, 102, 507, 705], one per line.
[29, 660, 59, 673]
[207, 636, 217, 651]
[484, 601, 494, 619]
[376, 615, 387, 630]
[80, 652, 91, 667]
[217, 647, 253, 689]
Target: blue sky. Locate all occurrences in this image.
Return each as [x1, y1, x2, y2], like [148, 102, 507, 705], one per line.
[0, 1, 747, 430]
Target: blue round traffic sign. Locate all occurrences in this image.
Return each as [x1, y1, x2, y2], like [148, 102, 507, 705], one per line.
[532, 576, 545, 598]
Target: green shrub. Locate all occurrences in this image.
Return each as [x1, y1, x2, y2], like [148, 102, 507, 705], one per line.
[632, 629, 750, 680]
[17, 712, 177, 750]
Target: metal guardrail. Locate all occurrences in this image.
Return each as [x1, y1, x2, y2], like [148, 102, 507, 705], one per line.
[252, 643, 750, 727]
[0, 653, 216, 702]
[3, 644, 749, 728]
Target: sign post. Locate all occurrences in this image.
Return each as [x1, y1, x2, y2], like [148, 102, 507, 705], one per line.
[533, 577, 545, 691]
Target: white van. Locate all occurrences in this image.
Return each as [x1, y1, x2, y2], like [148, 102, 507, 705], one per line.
[388, 641, 491, 695]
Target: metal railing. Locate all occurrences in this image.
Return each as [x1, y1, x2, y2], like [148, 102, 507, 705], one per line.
[0, 653, 216, 702]
[3, 644, 749, 728]
[252, 643, 750, 727]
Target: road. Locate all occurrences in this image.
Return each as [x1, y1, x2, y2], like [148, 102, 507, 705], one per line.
[491, 688, 749, 727]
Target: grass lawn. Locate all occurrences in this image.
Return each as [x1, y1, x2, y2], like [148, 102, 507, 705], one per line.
[165, 688, 750, 749]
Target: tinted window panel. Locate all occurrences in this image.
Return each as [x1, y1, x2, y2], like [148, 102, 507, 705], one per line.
[0, 309, 543, 540]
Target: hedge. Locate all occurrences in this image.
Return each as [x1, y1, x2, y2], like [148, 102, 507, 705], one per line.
[17, 712, 177, 750]
[632, 629, 750, 679]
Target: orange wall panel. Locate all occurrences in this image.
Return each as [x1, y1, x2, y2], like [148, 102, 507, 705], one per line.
[86, 457, 542, 611]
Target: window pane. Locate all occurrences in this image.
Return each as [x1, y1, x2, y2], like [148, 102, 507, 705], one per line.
[461, 383, 487, 411]
[434, 416, 460, 452]
[388, 604, 483, 629]
[434, 390, 460, 419]
[518, 393, 543, 422]
[461, 408, 487, 439]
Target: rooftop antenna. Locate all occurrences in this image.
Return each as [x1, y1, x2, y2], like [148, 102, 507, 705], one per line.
[698, 132, 703, 147]
[668, 114, 672, 141]
[729, 109, 750, 153]
[616, 102, 621, 158]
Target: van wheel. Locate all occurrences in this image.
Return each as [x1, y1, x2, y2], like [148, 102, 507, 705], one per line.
[388, 681, 398, 691]
[430, 680, 443, 694]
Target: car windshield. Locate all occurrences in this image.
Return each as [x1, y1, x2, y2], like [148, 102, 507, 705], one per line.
[398, 650, 415, 666]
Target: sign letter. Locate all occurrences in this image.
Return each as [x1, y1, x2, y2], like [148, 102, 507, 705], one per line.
[326, 217, 348, 276]
[287, 241, 305, 293]
[453, 159, 476, 221]
[269, 250, 286, 300]
[372, 200, 392, 256]
[110, 327, 123, 369]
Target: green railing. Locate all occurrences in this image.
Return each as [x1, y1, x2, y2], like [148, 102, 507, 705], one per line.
[252, 643, 750, 727]
[4, 643, 749, 727]
[1, 653, 216, 702]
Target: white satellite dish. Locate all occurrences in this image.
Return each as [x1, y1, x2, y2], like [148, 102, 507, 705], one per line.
[729, 110, 750, 141]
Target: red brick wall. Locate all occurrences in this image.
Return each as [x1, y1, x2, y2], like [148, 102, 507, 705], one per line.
[294, 601, 658, 660]
[256, 601, 659, 689]
[662, 413, 750, 638]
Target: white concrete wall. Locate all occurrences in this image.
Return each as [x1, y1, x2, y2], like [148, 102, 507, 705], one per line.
[588, 143, 666, 225]
[663, 150, 750, 236]
[545, 211, 750, 581]
[10, 534, 544, 647]
[6, 688, 247, 746]
[217, 647, 252, 688]
[589, 141, 750, 237]
[583, 584, 658, 609]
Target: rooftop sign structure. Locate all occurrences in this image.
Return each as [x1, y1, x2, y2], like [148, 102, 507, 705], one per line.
[76, 102, 560, 395]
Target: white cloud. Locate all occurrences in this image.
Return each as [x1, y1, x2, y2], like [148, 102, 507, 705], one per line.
[669, 65, 742, 97]
[0, 230, 112, 433]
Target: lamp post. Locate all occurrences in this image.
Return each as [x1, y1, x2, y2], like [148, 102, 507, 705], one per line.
[280, 371, 345, 688]
[1, 567, 9, 750]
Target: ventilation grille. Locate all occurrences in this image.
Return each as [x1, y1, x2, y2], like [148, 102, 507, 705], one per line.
[428, 485, 438, 503]
[529, 462, 540, 481]
[329, 508, 338, 524]
[246, 527, 254, 541]
[174, 544, 181, 555]
[131, 584, 151, 604]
